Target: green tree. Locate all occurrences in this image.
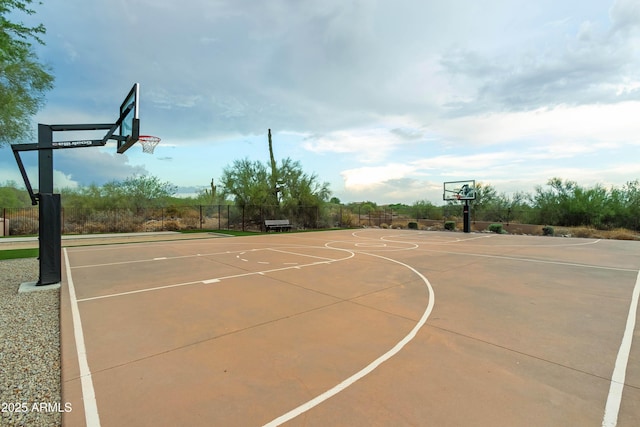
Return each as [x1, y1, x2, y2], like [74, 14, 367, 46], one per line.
[530, 178, 575, 225]
[0, 180, 32, 207]
[220, 156, 331, 227]
[118, 175, 177, 209]
[220, 130, 331, 228]
[348, 201, 377, 214]
[412, 200, 439, 220]
[0, 0, 54, 145]
[61, 175, 176, 209]
[279, 158, 330, 205]
[622, 180, 640, 230]
[528, 178, 632, 229]
[220, 158, 271, 207]
[469, 182, 498, 220]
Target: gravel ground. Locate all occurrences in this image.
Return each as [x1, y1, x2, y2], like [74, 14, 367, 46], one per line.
[0, 259, 61, 427]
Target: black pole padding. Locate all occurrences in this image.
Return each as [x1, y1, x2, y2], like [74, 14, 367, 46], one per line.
[38, 193, 62, 285]
[463, 200, 471, 233]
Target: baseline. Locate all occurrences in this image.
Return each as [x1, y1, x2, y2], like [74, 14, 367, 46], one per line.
[63, 248, 101, 426]
[602, 269, 640, 427]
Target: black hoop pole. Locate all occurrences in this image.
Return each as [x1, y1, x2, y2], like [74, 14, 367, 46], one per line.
[463, 200, 471, 233]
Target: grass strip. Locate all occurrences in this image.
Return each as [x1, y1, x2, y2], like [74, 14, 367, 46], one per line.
[0, 248, 38, 260]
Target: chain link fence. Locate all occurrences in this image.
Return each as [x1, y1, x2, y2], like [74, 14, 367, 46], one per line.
[0, 205, 322, 236]
[2, 203, 637, 237]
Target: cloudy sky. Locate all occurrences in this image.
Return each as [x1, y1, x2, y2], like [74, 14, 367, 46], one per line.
[2, 0, 639, 204]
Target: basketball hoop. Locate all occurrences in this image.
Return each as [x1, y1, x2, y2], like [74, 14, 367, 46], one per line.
[138, 135, 161, 154]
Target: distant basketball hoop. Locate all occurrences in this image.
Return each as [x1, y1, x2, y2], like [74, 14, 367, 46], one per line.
[138, 135, 161, 154]
[443, 179, 476, 234]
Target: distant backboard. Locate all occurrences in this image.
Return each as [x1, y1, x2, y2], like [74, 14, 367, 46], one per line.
[116, 83, 140, 154]
[443, 180, 476, 201]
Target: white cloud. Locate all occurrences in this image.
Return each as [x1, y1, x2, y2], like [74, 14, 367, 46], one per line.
[20, 0, 640, 205]
[432, 102, 640, 147]
[148, 89, 202, 110]
[341, 164, 416, 190]
[610, 0, 640, 33]
[302, 124, 426, 163]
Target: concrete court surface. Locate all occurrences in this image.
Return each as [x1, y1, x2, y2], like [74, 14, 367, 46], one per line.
[59, 229, 640, 426]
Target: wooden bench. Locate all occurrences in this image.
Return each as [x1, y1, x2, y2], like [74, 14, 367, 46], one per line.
[264, 219, 292, 232]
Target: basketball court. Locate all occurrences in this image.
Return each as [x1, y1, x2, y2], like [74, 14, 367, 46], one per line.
[59, 229, 640, 426]
[10, 85, 639, 425]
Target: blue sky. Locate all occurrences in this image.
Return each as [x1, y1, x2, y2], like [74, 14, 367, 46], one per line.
[1, 0, 639, 205]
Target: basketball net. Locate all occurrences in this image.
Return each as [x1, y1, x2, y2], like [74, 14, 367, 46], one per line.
[138, 135, 161, 154]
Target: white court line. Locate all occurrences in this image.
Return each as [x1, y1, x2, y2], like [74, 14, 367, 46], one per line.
[262, 250, 435, 427]
[63, 248, 101, 427]
[72, 249, 247, 269]
[602, 269, 640, 427]
[356, 229, 603, 248]
[77, 251, 355, 302]
[382, 233, 493, 244]
[78, 279, 210, 302]
[417, 248, 638, 272]
[380, 232, 601, 248]
[486, 239, 602, 248]
[266, 247, 337, 261]
[72, 246, 337, 269]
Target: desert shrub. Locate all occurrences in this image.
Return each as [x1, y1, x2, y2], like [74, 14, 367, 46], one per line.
[144, 220, 163, 232]
[165, 206, 181, 218]
[380, 223, 389, 229]
[182, 216, 200, 230]
[408, 222, 418, 230]
[542, 226, 554, 236]
[341, 212, 356, 227]
[444, 221, 456, 231]
[608, 228, 640, 240]
[572, 227, 598, 238]
[180, 209, 201, 229]
[488, 223, 504, 234]
[119, 219, 143, 232]
[427, 222, 444, 231]
[392, 223, 404, 229]
[164, 220, 180, 231]
[84, 221, 109, 233]
[63, 222, 82, 234]
[9, 218, 39, 235]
